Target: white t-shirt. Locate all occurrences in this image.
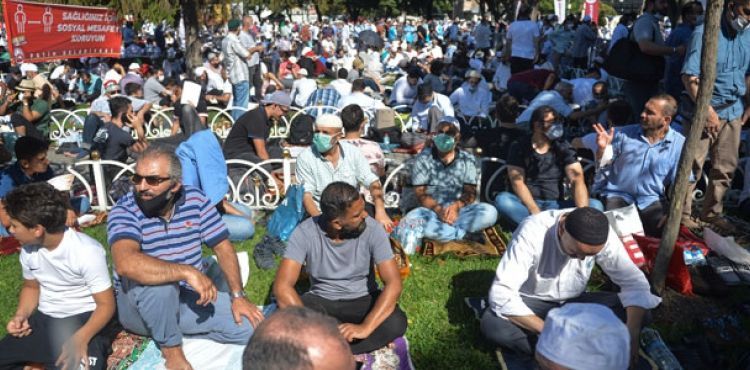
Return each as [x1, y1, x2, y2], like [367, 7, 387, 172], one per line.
[20, 229, 112, 318]
[507, 20, 540, 60]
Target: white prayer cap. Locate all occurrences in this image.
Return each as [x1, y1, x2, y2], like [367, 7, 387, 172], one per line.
[128, 62, 140, 71]
[298, 68, 308, 76]
[20, 63, 38, 74]
[315, 114, 343, 128]
[194, 67, 207, 76]
[536, 303, 630, 370]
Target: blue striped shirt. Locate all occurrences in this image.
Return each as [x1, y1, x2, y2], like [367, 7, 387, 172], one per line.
[107, 186, 229, 284]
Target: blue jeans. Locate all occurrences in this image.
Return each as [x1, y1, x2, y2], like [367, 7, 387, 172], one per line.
[116, 277, 253, 347]
[494, 192, 604, 227]
[231, 81, 250, 122]
[222, 202, 254, 241]
[401, 203, 498, 241]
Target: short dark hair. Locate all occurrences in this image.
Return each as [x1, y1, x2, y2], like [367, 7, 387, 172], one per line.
[417, 83, 433, 100]
[340, 104, 365, 133]
[606, 100, 633, 126]
[4, 183, 68, 233]
[242, 338, 312, 370]
[337, 68, 348, 79]
[651, 93, 678, 118]
[319, 182, 361, 221]
[124, 82, 142, 96]
[496, 94, 520, 123]
[351, 79, 366, 92]
[109, 96, 132, 119]
[407, 69, 420, 80]
[430, 60, 444, 75]
[15, 136, 49, 162]
[530, 105, 559, 125]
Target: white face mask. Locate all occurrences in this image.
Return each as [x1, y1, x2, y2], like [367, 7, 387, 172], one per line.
[731, 8, 750, 32]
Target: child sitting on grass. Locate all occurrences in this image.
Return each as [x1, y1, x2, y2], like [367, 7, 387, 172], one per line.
[0, 182, 115, 370]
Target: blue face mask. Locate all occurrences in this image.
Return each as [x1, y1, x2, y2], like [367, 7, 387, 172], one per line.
[433, 133, 456, 152]
[545, 122, 564, 141]
[313, 132, 336, 153]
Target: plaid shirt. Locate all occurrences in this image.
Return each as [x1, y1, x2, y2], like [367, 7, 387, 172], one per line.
[305, 88, 341, 117]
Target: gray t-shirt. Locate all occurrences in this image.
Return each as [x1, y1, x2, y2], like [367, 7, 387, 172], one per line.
[284, 216, 393, 300]
[143, 77, 166, 104]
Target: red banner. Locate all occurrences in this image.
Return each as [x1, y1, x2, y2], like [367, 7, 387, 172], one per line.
[583, 0, 600, 24]
[2, 0, 121, 64]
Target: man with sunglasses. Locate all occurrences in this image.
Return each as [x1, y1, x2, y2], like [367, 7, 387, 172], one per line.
[399, 117, 497, 242]
[481, 207, 661, 368]
[680, 0, 750, 233]
[108, 145, 263, 370]
[223, 91, 290, 165]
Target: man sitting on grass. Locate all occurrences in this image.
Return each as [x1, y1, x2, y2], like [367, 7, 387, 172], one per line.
[480, 207, 660, 368]
[273, 182, 408, 356]
[0, 183, 115, 370]
[108, 145, 264, 370]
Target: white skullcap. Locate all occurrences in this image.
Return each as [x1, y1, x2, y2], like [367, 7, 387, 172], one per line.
[298, 68, 308, 76]
[465, 69, 481, 79]
[128, 62, 140, 71]
[20, 63, 38, 74]
[288, 56, 298, 64]
[315, 114, 343, 128]
[536, 303, 630, 370]
[194, 67, 207, 76]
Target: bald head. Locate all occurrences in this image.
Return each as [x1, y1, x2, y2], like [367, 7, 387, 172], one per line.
[243, 307, 355, 370]
[243, 15, 253, 30]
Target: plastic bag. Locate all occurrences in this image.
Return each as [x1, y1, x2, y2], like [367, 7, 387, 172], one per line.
[636, 226, 710, 295]
[703, 227, 750, 265]
[604, 204, 647, 267]
[267, 184, 305, 241]
[392, 217, 425, 255]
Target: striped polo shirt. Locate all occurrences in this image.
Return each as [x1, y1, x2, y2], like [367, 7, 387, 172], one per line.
[107, 185, 229, 285]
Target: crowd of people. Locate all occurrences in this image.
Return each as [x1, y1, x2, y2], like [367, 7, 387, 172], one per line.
[0, 1, 750, 368]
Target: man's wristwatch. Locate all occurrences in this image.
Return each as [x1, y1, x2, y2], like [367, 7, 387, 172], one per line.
[230, 291, 247, 299]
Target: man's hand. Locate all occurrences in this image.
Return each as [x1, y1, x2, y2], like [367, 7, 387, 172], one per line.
[375, 210, 394, 232]
[706, 106, 721, 135]
[440, 202, 461, 225]
[56, 333, 90, 370]
[65, 209, 78, 228]
[593, 123, 615, 151]
[741, 107, 750, 126]
[184, 269, 217, 306]
[230, 297, 265, 329]
[6, 314, 31, 337]
[338, 323, 373, 343]
[127, 112, 144, 128]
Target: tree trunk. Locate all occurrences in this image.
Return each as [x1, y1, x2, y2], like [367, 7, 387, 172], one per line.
[180, 0, 203, 73]
[650, 0, 724, 295]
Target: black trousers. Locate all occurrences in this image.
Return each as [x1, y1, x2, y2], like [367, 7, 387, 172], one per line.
[604, 196, 666, 237]
[480, 292, 637, 355]
[302, 291, 408, 354]
[510, 57, 534, 75]
[0, 311, 115, 370]
[249, 64, 263, 101]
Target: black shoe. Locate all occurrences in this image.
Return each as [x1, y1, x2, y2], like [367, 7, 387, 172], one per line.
[464, 231, 487, 245]
[253, 242, 276, 270]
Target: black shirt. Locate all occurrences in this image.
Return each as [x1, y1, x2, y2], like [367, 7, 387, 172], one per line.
[507, 135, 578, 201]
[102, 122, 135, 162]
[223, 105, 270, 159]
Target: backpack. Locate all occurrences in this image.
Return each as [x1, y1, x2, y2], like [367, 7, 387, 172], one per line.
[604, 23, 665, 83]
[288, 113, 314, 145]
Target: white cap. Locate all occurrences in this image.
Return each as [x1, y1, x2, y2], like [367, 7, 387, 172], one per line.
[128, 62, 140, 71]
[301, 46, 312, 55]
[474, 51, 484, 59]
[194, 67, 207, 76]
[288, 56, 298, 64]
[536, 303, 630, 370]
[20, 63, 38, 74]
[315, 114, 343, 128]
[465, 69, 481, 79]
[298, 68, 308, 76]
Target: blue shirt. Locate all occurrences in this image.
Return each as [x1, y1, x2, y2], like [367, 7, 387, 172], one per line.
[516, 90, 573, 124]
[599, 125, 686, 209]
[411, 148, 477, 205]
[665, 23, 695, 98]
[0, 162, 54, 198]
[176, 130, 228, 207]
[682, 23, 750, 121]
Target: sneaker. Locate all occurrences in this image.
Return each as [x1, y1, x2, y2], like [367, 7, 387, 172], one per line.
[701, 216, 737, 235]
[253, 242, 276, 270]
[464, 297, 487, 320]
[731, 262, 750, 284]
[707, 255, 742, 286]
[263, 235, 287, 257]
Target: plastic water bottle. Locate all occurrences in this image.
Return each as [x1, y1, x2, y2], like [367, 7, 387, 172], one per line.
[640, 328, 683, 370]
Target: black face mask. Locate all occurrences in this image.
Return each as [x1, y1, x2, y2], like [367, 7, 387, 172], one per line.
[339, 219, 367, 239]
[136, 188, 176, 218]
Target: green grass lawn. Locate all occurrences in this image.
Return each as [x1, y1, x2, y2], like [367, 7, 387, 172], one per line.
[0, 224, 501, 369]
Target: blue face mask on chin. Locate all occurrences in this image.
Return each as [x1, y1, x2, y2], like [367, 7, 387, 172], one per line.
[433, 133, 456, 153]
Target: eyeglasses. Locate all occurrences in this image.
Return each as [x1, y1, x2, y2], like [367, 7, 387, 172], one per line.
[131, 174, 171, 186]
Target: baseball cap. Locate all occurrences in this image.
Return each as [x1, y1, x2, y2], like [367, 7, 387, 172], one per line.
[261, 91, 292, 107]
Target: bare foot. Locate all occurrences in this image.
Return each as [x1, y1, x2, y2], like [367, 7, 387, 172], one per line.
[161, 345, 193, 370]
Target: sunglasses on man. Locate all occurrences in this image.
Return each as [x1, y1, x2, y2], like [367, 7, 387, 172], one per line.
[132, 174, 171, 186]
